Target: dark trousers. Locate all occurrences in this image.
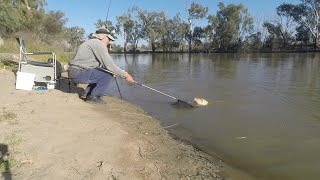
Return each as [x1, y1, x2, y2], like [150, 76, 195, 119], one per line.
[72, 68, 113, 97]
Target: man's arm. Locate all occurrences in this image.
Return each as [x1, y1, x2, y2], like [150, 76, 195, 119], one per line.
[93, 42, 134, 83]
[93, 42, 128, 77]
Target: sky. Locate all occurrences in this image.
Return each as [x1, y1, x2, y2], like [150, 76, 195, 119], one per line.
[45, 0, 300, 43]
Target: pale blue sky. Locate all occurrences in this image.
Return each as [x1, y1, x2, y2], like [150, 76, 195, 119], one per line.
[45, 0, 300, 41]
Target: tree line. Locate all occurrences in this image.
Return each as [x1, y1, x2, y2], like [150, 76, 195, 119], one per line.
[1, 0, 319, 53]
[106, 0, 320, 53]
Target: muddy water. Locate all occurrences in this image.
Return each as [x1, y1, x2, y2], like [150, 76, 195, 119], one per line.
[108, 53, 320, 180]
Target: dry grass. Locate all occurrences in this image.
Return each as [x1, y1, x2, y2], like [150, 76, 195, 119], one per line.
[0, 38, 75, 64]
[0, 107, 17, 122]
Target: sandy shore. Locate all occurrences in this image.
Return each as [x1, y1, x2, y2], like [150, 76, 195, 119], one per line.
[0, 69, 224, 180]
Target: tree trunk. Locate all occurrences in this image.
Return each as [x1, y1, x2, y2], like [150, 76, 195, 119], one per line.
[132, 45, 136, 54]
[123, 34, 127, 52]
[162, 36, 165, 52]
[124, 41, 127, 52]
[188, 37, 192, 53]
[133, 40, 138, 54]
[151, 42, 156, 52]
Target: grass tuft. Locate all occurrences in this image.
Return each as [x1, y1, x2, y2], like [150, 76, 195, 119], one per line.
[3, 112, 17, 120]
[0, 108, 17, 122]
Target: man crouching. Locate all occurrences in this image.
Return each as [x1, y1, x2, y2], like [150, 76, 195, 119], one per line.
[68, 27, 134, 103]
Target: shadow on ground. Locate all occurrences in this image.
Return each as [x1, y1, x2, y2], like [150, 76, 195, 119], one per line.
[0, 143, 12, 180]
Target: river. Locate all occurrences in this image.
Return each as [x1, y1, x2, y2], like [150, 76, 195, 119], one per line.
[108, 53, 320, 180]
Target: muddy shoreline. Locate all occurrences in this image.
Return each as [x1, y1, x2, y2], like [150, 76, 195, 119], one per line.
[0, 69, 226, 179]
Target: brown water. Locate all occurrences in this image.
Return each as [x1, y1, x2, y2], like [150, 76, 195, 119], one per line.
[109, 53, 320, 180]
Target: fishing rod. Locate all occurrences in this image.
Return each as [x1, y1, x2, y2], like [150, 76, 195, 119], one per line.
[106, 0, 111, 22]
[104, 0, 122, 99]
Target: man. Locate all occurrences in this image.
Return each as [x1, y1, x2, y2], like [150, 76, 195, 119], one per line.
[68, 27, 134, 103]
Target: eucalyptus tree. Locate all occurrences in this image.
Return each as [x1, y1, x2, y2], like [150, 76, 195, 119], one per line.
[245, 32, 263, 52]
[263, 22, 283, 50]
[22, 0, 47, 10]
[159, 16, 170, 52]
[0, 0, 84, 49]
[65, 26, 85, 50]
[246, 15, 268, 52]
[262, 15, 296, 50]
[95, 19, 105, 28]
[192, 26, 205, 51]
[116, 14, 132, 52]
[44, 10, 67, 34]
[0, 0, 23, 35]
[165, 19, 178, 52]
[0, 0, 49, 35]
[95, 19, 116, 31]
[208, 2, 253, 52]
[29, 10, 67, 41]
[296, 25, 311, 48]
[277, 0, 320, 48]
[186, 2, 208, 52]
[129, 17, 145, 52]
[5, 0, 68, 40]
[165, 14, 185, 52]
[138, 10, 166, 52]
[167, 13, 188, 52]
[0, 0, 32, 35]
[205, 14, 218, 51]
[116, 6, 144, 52]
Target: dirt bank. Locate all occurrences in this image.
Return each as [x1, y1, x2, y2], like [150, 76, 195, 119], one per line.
[0, 69, 224, 180]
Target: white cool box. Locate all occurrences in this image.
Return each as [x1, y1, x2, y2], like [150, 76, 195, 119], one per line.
[16, 72, 36, 91]
[16, 72, 56, 91]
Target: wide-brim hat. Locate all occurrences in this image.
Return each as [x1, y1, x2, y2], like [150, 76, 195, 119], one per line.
[95, 27, 115, 41]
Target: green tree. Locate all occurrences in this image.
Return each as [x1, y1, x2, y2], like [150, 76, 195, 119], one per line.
[22, 0, 47, 10]
[0, 0, 49, 36]
[95, 19, 105, 28]
[112, 44, 123, 52]
[186, 2, 208, 52]
[95, 19, 116, 32]
[277, 0, 320, 49]
[262, 14, 295, 51]
[171, 13, 189, 52]
[263, 22, 281, 51]
[208, 2, 253, 52]
[165, 14, 186, 52]
[116, 14, 132, 52]
[0, 0, 29, 35]
[65, 26, 85, 50]
[116, 7, 144, 53]
[245, 32, 263, 52]
[44, 10, 67, 34]
[138, 10, 166, 52]
[159, 16, 170, 52]
[192, 26, 205, 51]
[204, 14, 218, 51]
[296, 25, 311, 49]
[128, 18, 144, 52]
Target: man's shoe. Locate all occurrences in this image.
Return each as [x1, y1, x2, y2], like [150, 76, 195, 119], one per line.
[86, 95, 106, 104]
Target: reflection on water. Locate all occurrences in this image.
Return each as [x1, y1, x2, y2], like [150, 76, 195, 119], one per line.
[109, 53, 320, 180]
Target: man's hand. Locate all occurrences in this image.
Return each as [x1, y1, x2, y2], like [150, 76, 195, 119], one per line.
[125, 74, 135, 83]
